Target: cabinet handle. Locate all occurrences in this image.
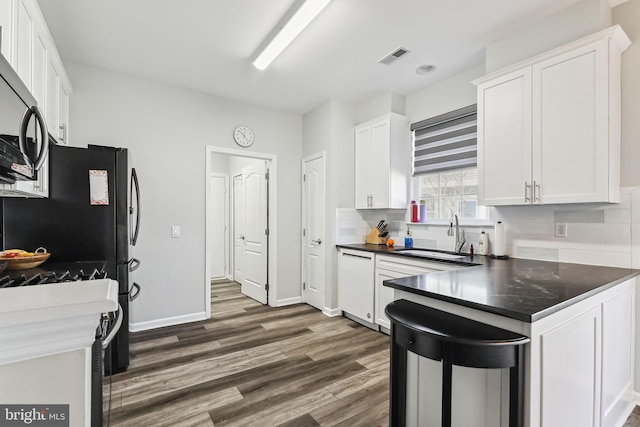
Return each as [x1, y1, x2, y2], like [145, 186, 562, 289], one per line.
[341, 252, 372, 260]
[524, 182, 531, 202]
[59, 124, 65, 143]
[534, 181, 541, 203]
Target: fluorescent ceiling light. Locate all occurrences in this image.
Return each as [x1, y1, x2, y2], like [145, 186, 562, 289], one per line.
[253, 0, 332, 70]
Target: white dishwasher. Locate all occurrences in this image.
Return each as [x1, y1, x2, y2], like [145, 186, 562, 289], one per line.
[338, 249, 375, 323]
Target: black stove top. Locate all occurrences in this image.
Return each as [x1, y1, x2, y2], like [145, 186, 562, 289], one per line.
[0, 261, 109, 288]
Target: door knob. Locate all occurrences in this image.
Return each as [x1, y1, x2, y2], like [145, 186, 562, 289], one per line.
[312, 239, 322, 245]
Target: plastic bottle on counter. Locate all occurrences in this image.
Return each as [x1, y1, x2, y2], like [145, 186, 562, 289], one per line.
[419, 200, 427, 223]
[410, 200, 419, 223]
[478, 231, 489, 255]
[404, 227, 413, 248]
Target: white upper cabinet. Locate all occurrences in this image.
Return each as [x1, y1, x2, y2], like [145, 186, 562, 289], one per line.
[354, 113, 410, 209]
[1, 0, 72, 147]
[474, 26, 631, 206]
[477, 68, 533, 205]
[15, 0, 33, 91]
[0, 1, 13, 60]
[0, 0, 71, 198]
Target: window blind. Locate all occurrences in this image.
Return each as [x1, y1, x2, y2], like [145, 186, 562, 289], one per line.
[411, 104, 477, 175]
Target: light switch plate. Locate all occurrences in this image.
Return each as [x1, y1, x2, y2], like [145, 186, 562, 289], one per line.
[171, 226, 181, 238]
[555, 223, 567, 238]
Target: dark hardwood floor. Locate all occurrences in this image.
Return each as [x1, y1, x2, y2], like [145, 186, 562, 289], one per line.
[103, 280, 390, 426]
[104, 280, 640, 427]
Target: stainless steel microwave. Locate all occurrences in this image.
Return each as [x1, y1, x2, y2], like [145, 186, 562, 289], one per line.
[0, 53, 48, 184]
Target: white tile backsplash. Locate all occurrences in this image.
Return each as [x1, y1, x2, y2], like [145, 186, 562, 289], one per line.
[337, 186, 640, 268]
[494, 186, 640, 268]
[604, 209, 631, 224]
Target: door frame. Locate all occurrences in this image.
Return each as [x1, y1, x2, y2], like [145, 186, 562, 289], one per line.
[205, 146, 278, 317]
[301, 151, 326, 310]
[209, 172, 230, 280]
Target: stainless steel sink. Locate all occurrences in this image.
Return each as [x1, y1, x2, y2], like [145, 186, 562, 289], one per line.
[397, 249, 466, 260]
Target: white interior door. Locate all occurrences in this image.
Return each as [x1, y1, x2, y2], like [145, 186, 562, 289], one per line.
[241, 162, 268, 304]
[233, 174, 244, 285]
[302, 154, 325, 310]
[209, 174, 228, 280]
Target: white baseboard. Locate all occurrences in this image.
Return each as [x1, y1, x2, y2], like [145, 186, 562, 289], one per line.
[130, 311, 208, 332]
[323, 307, 342, 317]
[275, 296, 302, 307]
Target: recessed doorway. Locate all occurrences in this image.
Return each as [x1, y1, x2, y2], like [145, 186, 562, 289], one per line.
[205, 146, 277, 317]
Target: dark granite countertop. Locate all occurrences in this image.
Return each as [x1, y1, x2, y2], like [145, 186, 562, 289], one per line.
[336, 243, 640, 322]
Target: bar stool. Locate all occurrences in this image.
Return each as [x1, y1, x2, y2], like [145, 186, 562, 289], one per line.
[385, 299, 530, 427]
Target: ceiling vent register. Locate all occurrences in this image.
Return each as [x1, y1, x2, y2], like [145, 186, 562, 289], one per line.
[378, 47, 410, 65]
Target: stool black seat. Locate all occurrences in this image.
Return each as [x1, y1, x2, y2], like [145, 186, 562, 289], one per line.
[385, 299, 530, 427]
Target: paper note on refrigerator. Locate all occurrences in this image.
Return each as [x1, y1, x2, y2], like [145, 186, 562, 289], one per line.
[89, 170, 109, 205]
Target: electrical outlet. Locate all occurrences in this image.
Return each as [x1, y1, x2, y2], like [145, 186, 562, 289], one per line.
[171, 226, 181, 238]
[555, 223, 568, 238]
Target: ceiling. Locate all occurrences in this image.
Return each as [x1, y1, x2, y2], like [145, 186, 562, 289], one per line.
[36, 0, 584, 115]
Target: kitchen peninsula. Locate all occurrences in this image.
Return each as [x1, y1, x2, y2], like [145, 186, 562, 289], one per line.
[337, 244, 640, 427]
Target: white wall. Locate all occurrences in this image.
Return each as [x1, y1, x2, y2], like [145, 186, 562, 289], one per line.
[227, 156, 264, 177]
[210, 154, 229, 174]
[405, 63, 485, 124]
[357, 92, 406, 123]
[485, 0, 612, 73]
[614, 0, 640, 186]
[303, 99, 356, 311]
[66, 63, 303, 329]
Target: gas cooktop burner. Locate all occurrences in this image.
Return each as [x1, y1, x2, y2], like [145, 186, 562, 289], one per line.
[0, 261, 109, 288]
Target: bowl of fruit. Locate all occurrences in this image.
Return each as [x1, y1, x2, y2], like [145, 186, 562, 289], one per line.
[0, 247, 50, 270]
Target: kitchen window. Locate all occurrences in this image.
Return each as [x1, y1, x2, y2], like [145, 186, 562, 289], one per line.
[412, 104, 490, 223]
[413, 167, 490, 221]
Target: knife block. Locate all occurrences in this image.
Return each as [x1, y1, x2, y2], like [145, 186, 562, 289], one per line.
[365, 228, 387, 245]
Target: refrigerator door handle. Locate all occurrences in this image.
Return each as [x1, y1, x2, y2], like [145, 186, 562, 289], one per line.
[128, 257, 141, 272]
[18, 106, 49, 172]
[129, 282, 141, 301]
[129, 168, 141, 246]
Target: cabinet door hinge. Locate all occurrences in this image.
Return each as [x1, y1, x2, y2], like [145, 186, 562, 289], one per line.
[265, 283, 270, 292]
[303, 174, 306, 182]
[265, 228, 270, 236]
[303, 228, 306, 236]
[303, 282, 306, 290]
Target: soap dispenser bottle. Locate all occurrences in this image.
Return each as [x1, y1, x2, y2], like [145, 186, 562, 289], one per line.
[478, 230, 489, 255]
[404, 227, 413, 249]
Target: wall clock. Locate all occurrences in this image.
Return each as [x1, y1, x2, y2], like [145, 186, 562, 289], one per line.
[233, 126, 254, 147]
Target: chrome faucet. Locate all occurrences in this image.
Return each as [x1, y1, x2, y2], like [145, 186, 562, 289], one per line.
[448, 214, 466, 254]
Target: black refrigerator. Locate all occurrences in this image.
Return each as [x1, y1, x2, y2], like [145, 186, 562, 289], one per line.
[0, 143, 141, 374]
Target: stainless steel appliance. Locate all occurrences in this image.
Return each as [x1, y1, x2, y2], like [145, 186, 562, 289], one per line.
[0, 53, 48, 184]
[0, 143, 142, 374]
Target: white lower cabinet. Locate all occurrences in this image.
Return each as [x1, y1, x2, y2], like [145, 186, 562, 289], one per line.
[374, 255, 457, 330]
[540, 305, 601, 427]
[539, 284, 635, 427]
[337, 249, 375, 323]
